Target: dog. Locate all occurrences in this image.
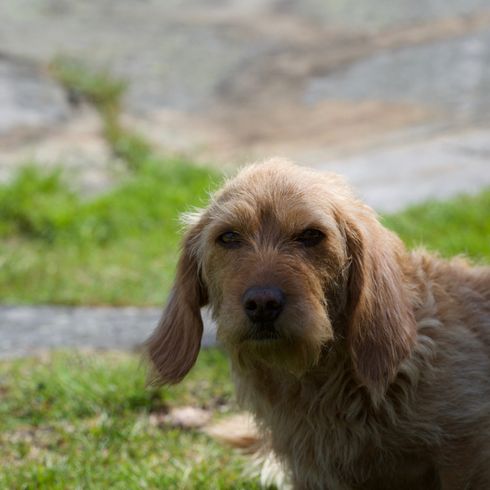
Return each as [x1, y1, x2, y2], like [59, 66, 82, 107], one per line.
[146, 159, 490, 489]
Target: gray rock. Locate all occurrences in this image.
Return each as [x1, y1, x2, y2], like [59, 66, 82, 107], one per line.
[315, 128, 490, 213]
[304, 29, 490, 127]
[0, 55, 70, 136]
[0, 305, 217, 359]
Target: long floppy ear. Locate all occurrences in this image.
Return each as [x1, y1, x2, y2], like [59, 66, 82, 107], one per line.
[342, 211, 416, 393]
[146, 224, 208, 384]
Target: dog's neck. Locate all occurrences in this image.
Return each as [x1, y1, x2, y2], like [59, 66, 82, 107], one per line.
[232, 343, 365, 420]
[231, 323, 428, 428]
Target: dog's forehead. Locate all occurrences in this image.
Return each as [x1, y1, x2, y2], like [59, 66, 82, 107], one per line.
[209, 163, 342, 231]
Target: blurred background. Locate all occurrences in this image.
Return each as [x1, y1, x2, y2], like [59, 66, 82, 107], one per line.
[1, 1, 489, 487]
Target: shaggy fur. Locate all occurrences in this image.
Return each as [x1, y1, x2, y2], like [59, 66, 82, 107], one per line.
[146, 159, 490, 490]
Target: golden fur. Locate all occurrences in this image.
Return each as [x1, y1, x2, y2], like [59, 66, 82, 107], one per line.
[146, 159, 490, 490]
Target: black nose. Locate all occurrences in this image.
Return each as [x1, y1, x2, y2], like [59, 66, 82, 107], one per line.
[242, 286, 286, 324]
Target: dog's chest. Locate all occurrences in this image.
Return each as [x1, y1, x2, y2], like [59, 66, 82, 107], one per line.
[247, 373, 436, 490]
[268, 407, 379, 488]
[267, 408, 436, 490]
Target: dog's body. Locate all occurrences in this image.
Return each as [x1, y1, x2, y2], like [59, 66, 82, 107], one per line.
[147, 160, 490, 489]
[235, 253, 490, 490]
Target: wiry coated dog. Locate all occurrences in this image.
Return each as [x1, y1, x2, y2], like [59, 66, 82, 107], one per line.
[147, 159, 490, 490]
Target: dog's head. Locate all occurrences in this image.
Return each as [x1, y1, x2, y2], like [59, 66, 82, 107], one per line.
[147, 159, 416, 392]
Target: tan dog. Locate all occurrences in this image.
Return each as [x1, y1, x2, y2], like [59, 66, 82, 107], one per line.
[147, 159, 490, 490]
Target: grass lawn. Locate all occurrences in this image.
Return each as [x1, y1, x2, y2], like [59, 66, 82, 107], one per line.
[0, 350, 263, 489]
[0, 161, 219, 305]
[383, 190, 490, 262]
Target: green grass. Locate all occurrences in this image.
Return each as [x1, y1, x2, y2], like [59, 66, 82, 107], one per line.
[383, 190, 490, 262]
[0, 161, 219, 305]
[0, 349, 262, 489]
[50, 57, 126, 117]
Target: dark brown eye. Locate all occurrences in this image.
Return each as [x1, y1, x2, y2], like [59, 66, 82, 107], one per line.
[296, 228, 325, 247]
[217, 231, 242, 249]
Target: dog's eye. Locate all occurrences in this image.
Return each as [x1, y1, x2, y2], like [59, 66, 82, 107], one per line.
[217, 231, 242, 249]
[296, 229, 325, 247]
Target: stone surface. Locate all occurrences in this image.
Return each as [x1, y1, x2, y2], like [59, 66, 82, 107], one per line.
[0, 54, 70, 136]
[0, 305, 216, 359]
[312, 128, 490, 212]
[304, 30, 490, 127]
[0, 105, 116, 194]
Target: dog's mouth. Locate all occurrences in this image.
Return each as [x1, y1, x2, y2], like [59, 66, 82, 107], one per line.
[244, 322, 280, 342]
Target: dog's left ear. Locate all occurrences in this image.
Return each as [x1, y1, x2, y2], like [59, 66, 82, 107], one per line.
[146, 221, 208, 385]
[341, 211, 416, 393]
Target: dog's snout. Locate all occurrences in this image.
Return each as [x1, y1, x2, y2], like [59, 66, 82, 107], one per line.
[243, 286, 285, 323]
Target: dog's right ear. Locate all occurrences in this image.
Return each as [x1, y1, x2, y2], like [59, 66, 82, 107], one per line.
[146, 222, 208, 384]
